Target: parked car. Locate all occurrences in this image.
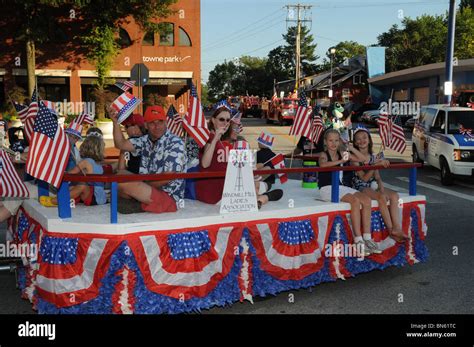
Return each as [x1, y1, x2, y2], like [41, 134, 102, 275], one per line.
[351, 103, 379, 122]
[412, 104, 474, 185]
[361, 107, 382, 124]
[405, 117, 416, 129]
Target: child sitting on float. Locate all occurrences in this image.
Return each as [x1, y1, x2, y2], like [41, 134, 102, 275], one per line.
[40, 129, 107, 207]
[318, 129, 382, 256]
[351, 126, 407, 243]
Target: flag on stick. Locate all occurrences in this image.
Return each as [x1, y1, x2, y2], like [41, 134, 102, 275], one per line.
[0, 150, 29, 197]
[289, 90, 312, 138]
[166, 105, 183, 137]
[26, 101, 71, 188]
[183, 83, 209, 147]
[270, 153, 288, 184]
[378, 113, 406, 153]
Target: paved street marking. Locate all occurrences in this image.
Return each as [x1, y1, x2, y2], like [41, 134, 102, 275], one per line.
[396, 177, 474, 202]
[426, 175, 474, 189]
[382, 182, 408, 193]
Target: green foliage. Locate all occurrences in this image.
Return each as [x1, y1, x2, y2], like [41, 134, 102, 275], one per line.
[266, 26, 319, 81]
[1, 85, 28, 121]
[320, 41, 367, 69]
[201, 83, 210, 107]
[378, 9, 474, 72]
[145, 93, 168, 109]
[83, 26, 119, 89]
[208, 25, 319, 100]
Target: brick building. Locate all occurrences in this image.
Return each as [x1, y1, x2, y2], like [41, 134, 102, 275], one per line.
[0, 0, 201, 114]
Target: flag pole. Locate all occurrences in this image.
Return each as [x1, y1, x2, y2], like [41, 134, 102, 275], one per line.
[289, 135, 296, 168]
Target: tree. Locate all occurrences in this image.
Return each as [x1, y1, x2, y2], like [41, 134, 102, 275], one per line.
[207, 61, 239, 101]
[378, 10, 474, 72]
[319, 41, 366, 70]
[378, 15, 447, 72]
[6, 0, 176, 118]
[460, 0, 474, 11]
[266, 25, 319, 83]
[73, 0, 176, 118]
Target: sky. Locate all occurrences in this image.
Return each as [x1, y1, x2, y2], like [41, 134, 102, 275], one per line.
[201, 0, 451, 83]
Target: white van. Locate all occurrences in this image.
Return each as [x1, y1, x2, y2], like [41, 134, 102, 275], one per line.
[412, 104, 474, 185]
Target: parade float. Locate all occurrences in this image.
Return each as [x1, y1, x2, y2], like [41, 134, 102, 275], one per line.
[8, 162, 427, 314]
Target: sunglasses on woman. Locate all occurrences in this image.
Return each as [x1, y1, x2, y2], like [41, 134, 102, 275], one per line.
[217, 117, 231, 122]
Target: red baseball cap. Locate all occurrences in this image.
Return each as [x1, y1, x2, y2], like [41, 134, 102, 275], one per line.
[144, 106, 166, 122]
[122, 113, 144, 127]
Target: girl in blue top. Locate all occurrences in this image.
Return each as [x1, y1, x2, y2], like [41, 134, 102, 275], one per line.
[40, 131, 106, 207]
[352, 127, 407, 243]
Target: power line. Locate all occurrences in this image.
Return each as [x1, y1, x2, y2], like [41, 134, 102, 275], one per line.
[202, 38, 285, 64]
[204, 17, 286, 52]
[202, 8, 284, 49]
[313, 0, 447, 9]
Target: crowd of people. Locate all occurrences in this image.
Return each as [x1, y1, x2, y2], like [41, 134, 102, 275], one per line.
[0, 101, 407, 256]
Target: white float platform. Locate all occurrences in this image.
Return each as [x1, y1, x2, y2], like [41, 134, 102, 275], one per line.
[21, 179, 426, 235]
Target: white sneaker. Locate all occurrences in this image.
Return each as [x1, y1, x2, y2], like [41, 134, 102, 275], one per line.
[356, 240, 371, 257]
[365, 239, 382, 254]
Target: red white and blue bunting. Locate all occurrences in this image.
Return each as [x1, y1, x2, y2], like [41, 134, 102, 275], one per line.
[11, 200, 428, 314]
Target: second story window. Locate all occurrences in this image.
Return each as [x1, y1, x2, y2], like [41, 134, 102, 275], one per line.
[178, 26, 191, 46]
[118, 28, 132, 48]
[142, 31, 155, 46]
[159, 22, 174, 46]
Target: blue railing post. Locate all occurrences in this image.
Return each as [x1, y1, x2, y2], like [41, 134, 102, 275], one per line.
[110, 182, 118, 224]
[331, 170, 340, 203]
[37, 180, 49, 198]
[409, 167, 417, 196]
[57, 181, 72, 219]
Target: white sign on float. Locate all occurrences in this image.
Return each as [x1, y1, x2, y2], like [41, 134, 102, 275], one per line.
[220, 149, 258, 214]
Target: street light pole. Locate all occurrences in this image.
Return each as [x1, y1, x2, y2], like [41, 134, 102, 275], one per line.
[444, 0, 457, 104]
[329, 47, 336, 101]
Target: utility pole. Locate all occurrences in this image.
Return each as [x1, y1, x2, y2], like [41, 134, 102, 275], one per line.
[285, 4, 312, 94]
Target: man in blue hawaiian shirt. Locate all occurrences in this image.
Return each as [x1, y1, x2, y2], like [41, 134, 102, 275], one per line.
[110, 105, 186, 214]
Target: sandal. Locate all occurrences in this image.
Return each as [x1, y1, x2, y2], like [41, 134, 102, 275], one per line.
[39, 196, 58, 207]
[263, 189, 283, 202]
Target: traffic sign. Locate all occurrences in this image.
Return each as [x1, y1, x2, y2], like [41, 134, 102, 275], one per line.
[130, 63, 149, 87]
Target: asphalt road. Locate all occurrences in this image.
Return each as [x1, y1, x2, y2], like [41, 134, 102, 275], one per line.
[0, 118, 473, 315]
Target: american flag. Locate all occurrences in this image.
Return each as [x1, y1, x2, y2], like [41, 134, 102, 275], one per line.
[43, 100, 57, 114]
[76, 111, 94, 125]
[309, 115, 324, 144]
[166, 105, 183, 137]
[234, 140, 249, 150]
[26, 101, 71, 188]
[21, 87, 39, 142]
[13, 102, 28, 131]
[231, 112, 243, 134]
[183, 83, 209, 147]
[270, 153, 288, 184]
[0, 150, 29, 198]
[115, 80, 136, 92]
[459, 124, 473, 138]
[271, 86, 278, 102]
[378, 113, 406, 153]
[289, 90, 312, 138]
